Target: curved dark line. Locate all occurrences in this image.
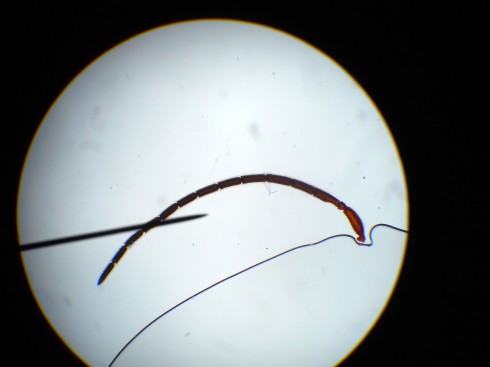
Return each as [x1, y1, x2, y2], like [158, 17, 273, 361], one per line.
[107, 223, 408, 366]
[98, 174, 366, 285]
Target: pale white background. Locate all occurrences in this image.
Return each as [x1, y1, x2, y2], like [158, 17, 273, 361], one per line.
[17, 20, 408, 366]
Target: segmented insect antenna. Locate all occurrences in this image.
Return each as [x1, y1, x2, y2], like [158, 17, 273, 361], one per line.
[98, 174, 366, 285]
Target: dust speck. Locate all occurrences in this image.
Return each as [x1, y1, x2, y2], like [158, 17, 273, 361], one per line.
[248, 122, 261, 141]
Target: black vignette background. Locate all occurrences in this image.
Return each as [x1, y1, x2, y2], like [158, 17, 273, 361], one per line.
[4, 3, 489, 366]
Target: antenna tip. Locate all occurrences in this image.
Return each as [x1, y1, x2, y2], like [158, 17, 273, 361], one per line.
[97, 263, 115, 286]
